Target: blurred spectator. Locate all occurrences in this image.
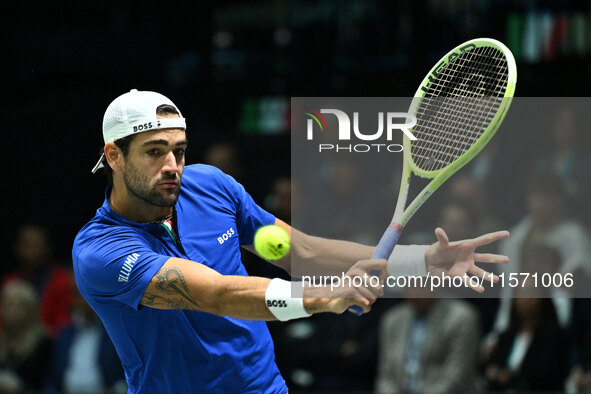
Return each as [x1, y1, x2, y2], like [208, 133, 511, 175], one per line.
[264, 176, 292, 224]
[492, 172, 591, 336]
[242, 176, 292, 281]
[0, 280, 53, 393]
[520, 245, 562, 277]
[45, 285, 126, 394]
[202, 141, 243, 181]
[375, 286, 481, 394]
[438, 201, 476, 242]
[436, 198, 500, 258]
[483, 282, 568, 392]
[324, 158, 366, 241]
[406, 199, 500, 331]
[435, 201, 500, 333]
[445, 174, 503, 239]
[316, 158, 381, 244]
[567, 366, 591, 394]
[405, 175, 502, 248]
[533, 106, 591, 224]
[566, 296, 591, 394]
[5, 224, 74, 336]
[270, 299, 390, 392]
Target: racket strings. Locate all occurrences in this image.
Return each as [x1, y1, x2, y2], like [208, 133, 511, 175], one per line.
[411, 46, 509, 172]
[427, 47, 509, 97]
[413, 97, 500, 165]
[414, 47, 506, 164]
[413, 97, 501, 167]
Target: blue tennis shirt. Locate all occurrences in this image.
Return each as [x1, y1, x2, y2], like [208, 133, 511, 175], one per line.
[73, 164, 287, 394]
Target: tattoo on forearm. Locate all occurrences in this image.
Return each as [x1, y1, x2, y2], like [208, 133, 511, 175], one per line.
[141, 266, 199, 309]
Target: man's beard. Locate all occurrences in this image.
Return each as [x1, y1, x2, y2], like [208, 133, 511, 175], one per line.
[122, 161, 180, 207]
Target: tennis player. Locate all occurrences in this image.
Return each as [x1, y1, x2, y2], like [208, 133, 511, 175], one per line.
[72, 89, 509, 393]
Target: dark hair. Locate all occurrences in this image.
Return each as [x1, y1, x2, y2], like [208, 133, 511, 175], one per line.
[101, 104, 181, 186]
[508, 292, 558, 333]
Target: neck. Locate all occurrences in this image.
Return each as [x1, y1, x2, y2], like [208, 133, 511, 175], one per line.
[109, 182, 173, 223]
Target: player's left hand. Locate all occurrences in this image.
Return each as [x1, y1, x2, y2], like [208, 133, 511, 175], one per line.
[425, 228, 509, 293]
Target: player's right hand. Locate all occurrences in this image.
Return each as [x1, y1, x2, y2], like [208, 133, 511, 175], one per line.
[324, 259, 387, 314]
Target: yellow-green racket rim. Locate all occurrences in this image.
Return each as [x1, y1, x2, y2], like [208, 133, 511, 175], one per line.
[404, 38, 517, 182]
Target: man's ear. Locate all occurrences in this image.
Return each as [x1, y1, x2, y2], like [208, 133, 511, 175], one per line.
[105, 142, 124, 171]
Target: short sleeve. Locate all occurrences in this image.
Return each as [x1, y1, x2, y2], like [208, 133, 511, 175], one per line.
[228, 177, 275, 245]
[74, 229, 170, 310]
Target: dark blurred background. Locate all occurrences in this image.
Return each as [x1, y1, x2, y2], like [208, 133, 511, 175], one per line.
[2, 0, 591, 393]
[3, 0, 591, 256]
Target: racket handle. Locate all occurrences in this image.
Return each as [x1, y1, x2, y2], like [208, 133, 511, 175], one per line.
[348, 224, 402, 316]
[372, 223, 403, 260]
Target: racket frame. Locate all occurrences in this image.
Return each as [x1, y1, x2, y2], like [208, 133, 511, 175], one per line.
[350, 38, 517, 315]
[393, 38, 517, 229]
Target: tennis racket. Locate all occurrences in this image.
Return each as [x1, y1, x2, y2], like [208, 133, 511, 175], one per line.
[349, 38, 517, 315]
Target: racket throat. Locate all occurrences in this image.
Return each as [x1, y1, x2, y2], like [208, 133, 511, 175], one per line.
[388, 223, 403, 232]
[392, 182, 409, 224]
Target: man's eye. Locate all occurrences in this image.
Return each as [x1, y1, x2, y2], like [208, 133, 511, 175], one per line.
[174, 148, 186, 156]
[148, 149, 160, 156]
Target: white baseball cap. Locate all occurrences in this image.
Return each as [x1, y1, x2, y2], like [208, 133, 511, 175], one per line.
[91, 89, 187, 173]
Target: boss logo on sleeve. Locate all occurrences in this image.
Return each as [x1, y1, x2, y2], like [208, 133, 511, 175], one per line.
[217, 227, 235, 244]
[267, 299, 288, 308]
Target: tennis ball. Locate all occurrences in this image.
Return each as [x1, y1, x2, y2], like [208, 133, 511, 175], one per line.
[254, 225, 291, 260]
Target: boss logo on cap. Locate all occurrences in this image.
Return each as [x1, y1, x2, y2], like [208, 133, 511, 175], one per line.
[133, 122, 153, 132]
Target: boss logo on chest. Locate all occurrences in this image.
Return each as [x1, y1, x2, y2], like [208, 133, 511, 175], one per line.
[217, 227, 235, 244]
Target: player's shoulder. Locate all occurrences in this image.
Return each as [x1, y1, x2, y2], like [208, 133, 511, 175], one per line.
[181, 164, 239, 192]
[73, 216, 144, 265]
[183, 163, 231, 180]
[73, 219, 148, 289]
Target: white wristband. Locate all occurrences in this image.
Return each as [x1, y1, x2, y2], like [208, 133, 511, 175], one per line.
[387, 244, 429, 277]
[265, 278, 312, 321]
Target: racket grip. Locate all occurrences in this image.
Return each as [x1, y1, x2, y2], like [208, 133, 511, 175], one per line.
[348, 224, 402, 316]
[372, 224, 403, 260]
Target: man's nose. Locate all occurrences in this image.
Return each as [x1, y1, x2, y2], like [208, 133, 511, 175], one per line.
[162, 151, 179, 173]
